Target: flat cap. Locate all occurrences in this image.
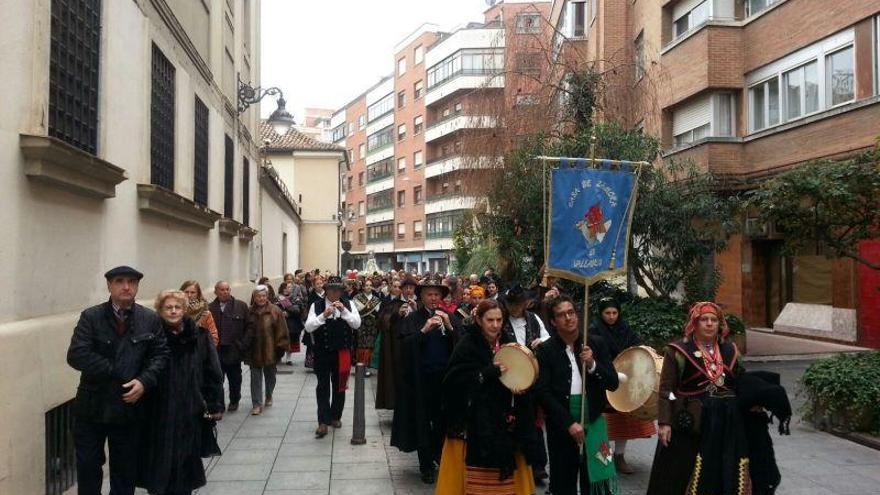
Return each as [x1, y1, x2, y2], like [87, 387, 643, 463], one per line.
[104, 265, 144, 281]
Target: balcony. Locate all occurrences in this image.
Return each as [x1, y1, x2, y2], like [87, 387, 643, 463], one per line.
[366, 169, 394, 184]
[366, 236, 394, 253]
[425, 193, 477, 215]
[660, 24, 743, 109]
[366, 144, 394, 166]
[425, 115, 497, 143]
[366, 176, 394, 194]
[426, 70, 505, 106]
[425, 155, 501, 178]
[366, 207, 394, 225]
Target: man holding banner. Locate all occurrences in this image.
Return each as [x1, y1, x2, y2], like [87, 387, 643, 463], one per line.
[536, 155, 644, 495]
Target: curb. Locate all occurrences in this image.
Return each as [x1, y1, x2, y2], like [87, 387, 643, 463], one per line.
[742, 350, 872, 362]
[830, 431, 880, 451]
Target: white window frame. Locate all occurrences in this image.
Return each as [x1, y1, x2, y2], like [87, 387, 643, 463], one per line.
[397, 156, 406, 172]
[414, 115, 424, 134]
[359, 143, 365, 159]
[414, 44, 424, 65]
[515, 13, 542, 34]
[634, 31, 645, 81]
[571, 1, 587, 38]
[397, 123, 406, 141]
[414, 150, 423, 168]
[397, 57, 406, 76]
[672, 0, 711, 40]
[744, 0, 780, 18]
[746, 29, 855, 134]
[674, 123, 710, 147]
[825, 45, 855, 108]
[358, 115, 366, 130]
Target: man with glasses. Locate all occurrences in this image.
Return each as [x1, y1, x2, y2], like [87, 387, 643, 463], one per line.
[533, 295, 619, 495]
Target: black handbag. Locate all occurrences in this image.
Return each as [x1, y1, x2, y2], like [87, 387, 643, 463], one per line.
[200, 415, 222, 458]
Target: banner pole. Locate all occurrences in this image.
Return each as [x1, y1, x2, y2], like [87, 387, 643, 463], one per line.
[579, 282, 590, 456]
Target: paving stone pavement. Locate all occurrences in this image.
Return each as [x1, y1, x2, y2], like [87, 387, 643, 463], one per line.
[98, 354, 878, 494]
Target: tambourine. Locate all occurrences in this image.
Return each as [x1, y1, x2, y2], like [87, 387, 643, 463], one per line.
[493, 343, 539, 392]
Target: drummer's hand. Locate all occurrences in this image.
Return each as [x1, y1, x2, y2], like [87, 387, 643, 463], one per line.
[497, 363, 508, 375]
[658, 425, 672, 447]
[530, 338, 543, 349]
[568, 422, 585, 444]
[580, 346, 594, 369]
[544, 288, 560, 300]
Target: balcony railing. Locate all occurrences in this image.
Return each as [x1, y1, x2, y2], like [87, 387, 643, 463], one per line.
[366, 205, 393, 215]
[367, 234, 393, 243]
[426, 111, 464, 130]
[367, 170, 394, 183]
[426, 230, 456, 239]
[426, 192, 464, 203]
[428, 68, 503, 92]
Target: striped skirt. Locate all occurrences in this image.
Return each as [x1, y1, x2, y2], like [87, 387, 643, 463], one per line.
[604, 411, 656, 441]
[436, 437, 534, 495]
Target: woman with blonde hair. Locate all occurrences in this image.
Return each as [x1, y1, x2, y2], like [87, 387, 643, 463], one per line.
[137, 290, 223, 495]
[180, 280, 219, 346]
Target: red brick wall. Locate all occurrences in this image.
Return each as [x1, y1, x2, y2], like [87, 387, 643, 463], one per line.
[858, 240, 880, 348]
[716, 235, 745, 318]
[742, 0, 880, 73]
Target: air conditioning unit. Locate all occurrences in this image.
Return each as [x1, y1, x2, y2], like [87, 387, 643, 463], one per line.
[744, 217, 769, 238]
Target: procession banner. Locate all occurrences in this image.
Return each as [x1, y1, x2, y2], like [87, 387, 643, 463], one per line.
[546, 160, 639, 284]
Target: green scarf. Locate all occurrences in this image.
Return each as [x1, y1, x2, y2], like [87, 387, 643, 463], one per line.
[569, 394, 619, 495]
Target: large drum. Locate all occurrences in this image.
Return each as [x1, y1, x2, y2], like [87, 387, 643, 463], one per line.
[493, 343, 539, 392]
[606, 345, 663, 421]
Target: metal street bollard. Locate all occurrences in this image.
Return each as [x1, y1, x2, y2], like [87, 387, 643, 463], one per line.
[350, 363, 366, 445]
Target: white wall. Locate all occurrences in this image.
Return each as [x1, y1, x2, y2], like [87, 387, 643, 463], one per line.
[0, 0, 263, 492]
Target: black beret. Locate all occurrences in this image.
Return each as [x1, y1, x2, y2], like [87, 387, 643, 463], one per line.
[104, 265, 144, 281]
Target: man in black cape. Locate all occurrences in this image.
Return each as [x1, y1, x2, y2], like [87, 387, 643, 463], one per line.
[390, 277, 456, 484]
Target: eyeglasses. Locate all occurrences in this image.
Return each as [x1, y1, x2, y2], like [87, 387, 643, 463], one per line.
[553, 310, 578, 319]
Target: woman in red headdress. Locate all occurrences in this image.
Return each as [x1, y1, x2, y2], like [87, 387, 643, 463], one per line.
[646, 302, 751, 495]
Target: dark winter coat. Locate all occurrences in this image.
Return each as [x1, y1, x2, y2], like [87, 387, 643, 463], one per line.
[137, 317, 224, 493]
[442, 330, 535, 479]
[375, 298, 408, 410]
[208, 297, 249, 365]
[67, 300, 169, 424]
[243, 303, 289, 368]
[533, 333, 618, 431]
[390, 306, 457, 453]
[589, 317, 641, 360]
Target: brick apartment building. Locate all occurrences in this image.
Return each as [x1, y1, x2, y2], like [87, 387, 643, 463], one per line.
[550, 0, 880, 346]
[332, 0, 553, 274]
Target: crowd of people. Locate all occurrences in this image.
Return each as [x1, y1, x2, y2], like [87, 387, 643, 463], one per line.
[67, 265, 791, 495]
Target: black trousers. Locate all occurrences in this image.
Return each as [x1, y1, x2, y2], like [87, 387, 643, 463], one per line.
[73, 419, 139, 495]
[417, 370, 445, 473]
[314, 349, 346, 424]
[524, 424, 548, 473]
[218, 346, 242, 405]
[547, 429, 588, 495]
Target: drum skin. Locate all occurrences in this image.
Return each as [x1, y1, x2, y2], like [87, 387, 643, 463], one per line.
[493, 343, 539, 392]
[606, 345, 663, 421]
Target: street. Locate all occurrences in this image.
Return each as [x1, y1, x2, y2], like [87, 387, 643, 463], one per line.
[183, 357, 880, 495]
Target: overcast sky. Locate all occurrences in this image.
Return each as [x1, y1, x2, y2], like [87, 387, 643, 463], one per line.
[260, 0, 490, 118]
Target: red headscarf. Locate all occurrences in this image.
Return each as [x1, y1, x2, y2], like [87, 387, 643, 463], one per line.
[683, 301, 729, 339]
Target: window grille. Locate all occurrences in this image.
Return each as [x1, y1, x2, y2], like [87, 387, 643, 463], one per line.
[49, 0, 101, 155]
[150, 44, 175, 190]
[45, 400, 76, 495]
[224, 135, 234, 217]
[242, 157, 250, 226]
[193, 96, 209, 206]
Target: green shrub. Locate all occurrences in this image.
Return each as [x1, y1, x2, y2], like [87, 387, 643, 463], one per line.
[725, 313, 746, 335]
[621, 298, 687, 350]
[801, 351, 880, 433]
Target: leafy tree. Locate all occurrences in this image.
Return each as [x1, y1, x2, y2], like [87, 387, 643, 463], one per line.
[747, 146, 880, 270]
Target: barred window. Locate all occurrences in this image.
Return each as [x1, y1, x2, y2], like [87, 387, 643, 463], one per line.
[242, 157, 250, 226]
[224, 135, 234, 218]
[49, 0, 101, 154]
[150, 44, 175, 190]
[45, 400, 76, 495]
[193, 96, 209, 206]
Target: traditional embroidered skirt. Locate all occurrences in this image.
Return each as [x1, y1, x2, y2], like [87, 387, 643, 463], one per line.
[604, 411, 656, 441]
[436, 437, 534, 495]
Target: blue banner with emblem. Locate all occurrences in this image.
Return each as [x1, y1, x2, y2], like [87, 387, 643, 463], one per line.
[546, 160, 639, 283]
